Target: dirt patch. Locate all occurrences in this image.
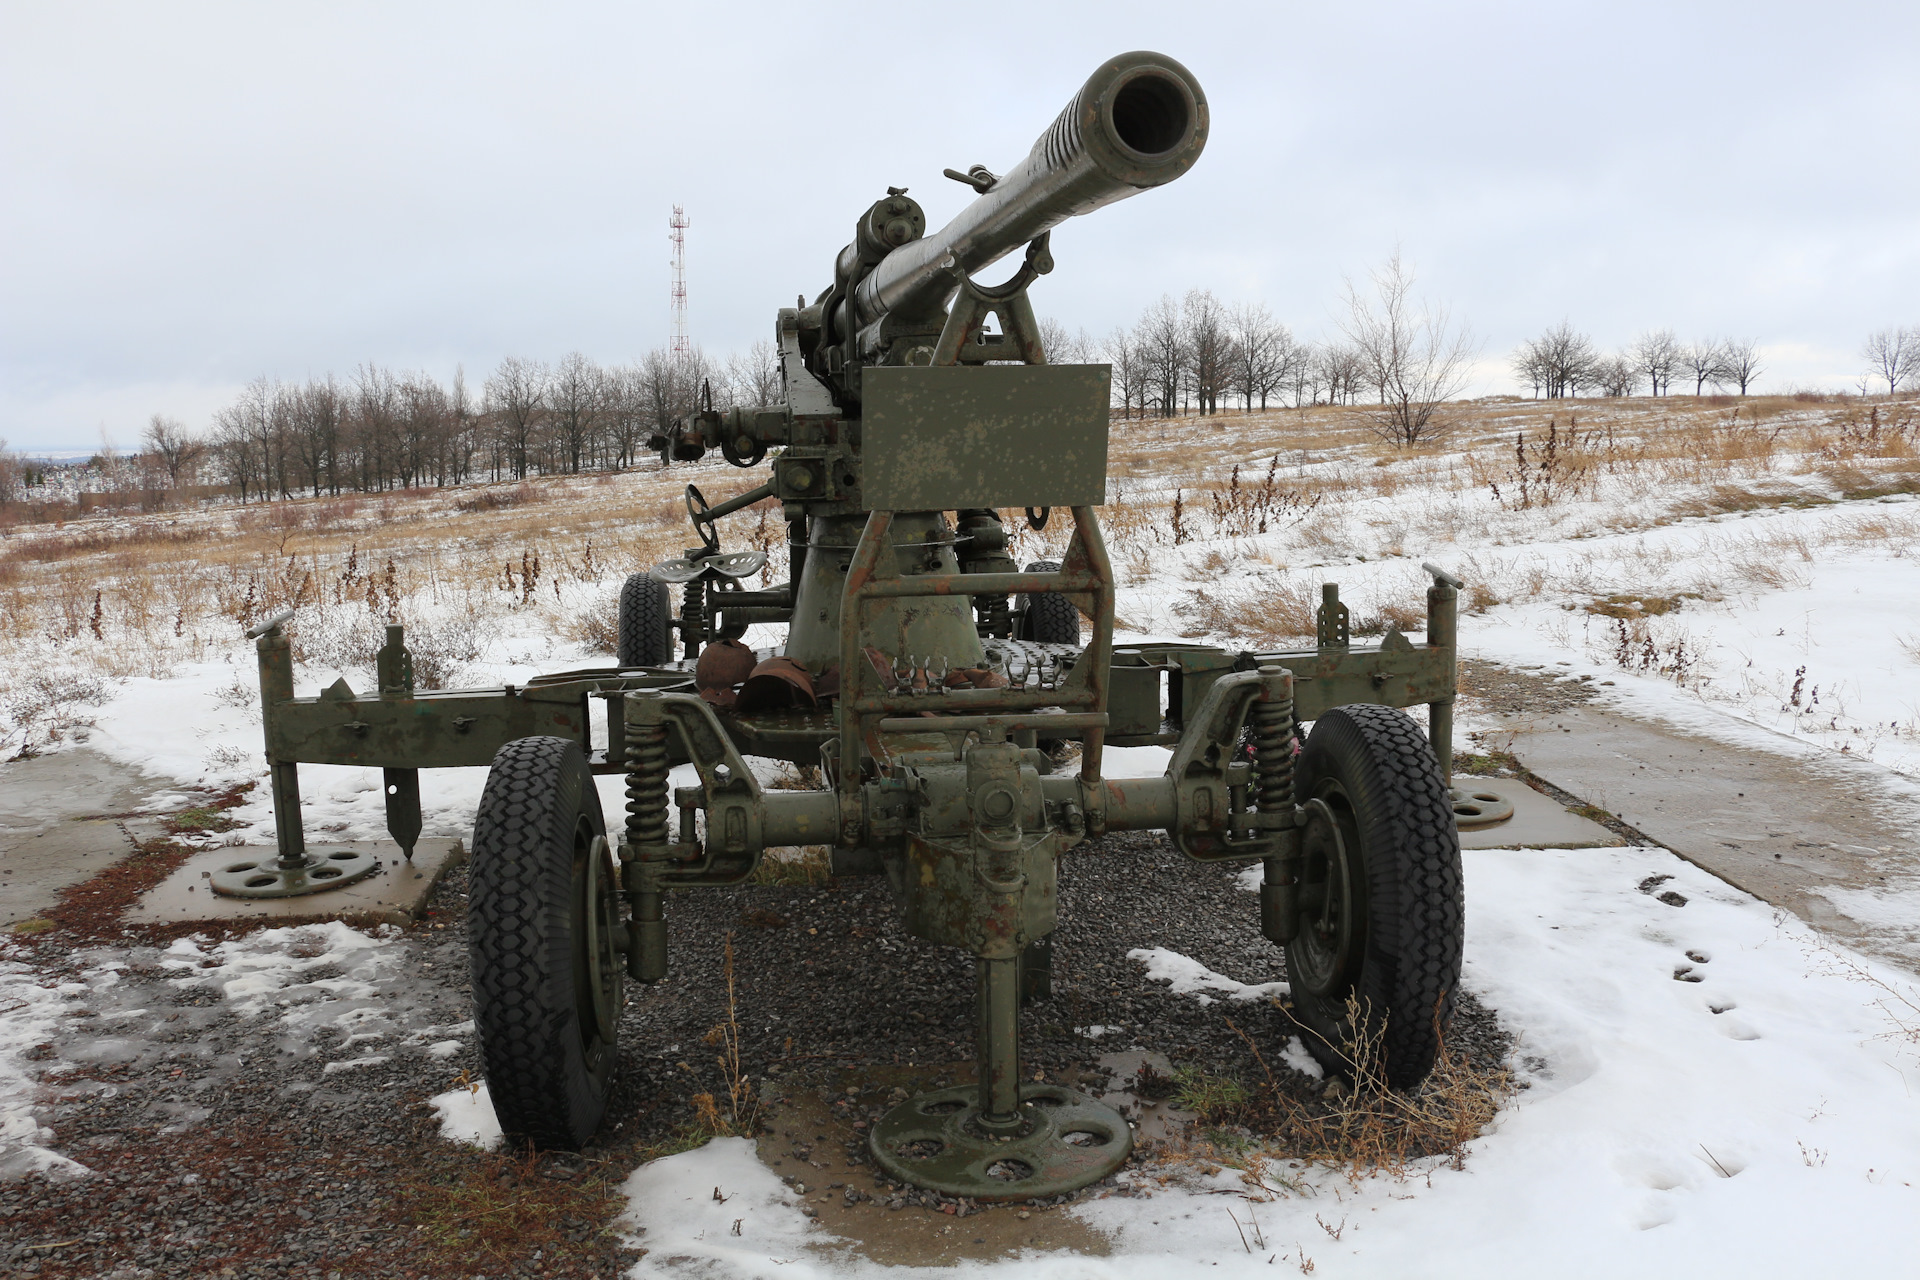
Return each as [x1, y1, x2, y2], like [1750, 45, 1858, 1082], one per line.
[750, 1070, 1115, 1266]
[1457, 657, 1603, 717]
[1582, 592, 1705, 619]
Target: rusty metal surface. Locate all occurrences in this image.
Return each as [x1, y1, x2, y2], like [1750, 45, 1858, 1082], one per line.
[265, 684, 592, 769]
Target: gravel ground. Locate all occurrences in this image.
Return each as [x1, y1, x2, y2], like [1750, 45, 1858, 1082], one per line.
[3, 817, 1512, 1278]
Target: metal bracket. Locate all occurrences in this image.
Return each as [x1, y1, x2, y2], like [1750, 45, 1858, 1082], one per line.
[638, 693, 766, 872]
[931, 234, 1054, 366]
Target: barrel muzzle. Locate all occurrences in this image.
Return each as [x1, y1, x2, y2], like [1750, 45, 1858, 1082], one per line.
[848, 51, 1208, 338]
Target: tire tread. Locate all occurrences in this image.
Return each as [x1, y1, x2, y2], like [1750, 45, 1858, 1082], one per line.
[468, 736, 612, 1148]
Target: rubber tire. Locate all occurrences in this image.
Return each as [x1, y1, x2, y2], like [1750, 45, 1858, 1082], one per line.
[468, 736, 618, 1149]
[1284, 704, 1463, 1090]
[617, 573, 673, 667]
[1018, 560, 1082, 644]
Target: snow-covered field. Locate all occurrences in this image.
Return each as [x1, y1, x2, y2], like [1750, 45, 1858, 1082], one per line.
[5, 395, 1920, 1272]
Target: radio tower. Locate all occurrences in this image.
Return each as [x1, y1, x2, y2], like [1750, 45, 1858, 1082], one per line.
[668, 205, 690, 361]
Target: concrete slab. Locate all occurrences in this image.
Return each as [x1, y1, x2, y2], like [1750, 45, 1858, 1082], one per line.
[0, 748, 172, 926]
[127, 838, 466, 928]
[1487, 702, 1920, 968]
[1452, 775, 1625, 850]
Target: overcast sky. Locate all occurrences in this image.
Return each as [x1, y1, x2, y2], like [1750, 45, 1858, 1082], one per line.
[4, 1, 1917, 452]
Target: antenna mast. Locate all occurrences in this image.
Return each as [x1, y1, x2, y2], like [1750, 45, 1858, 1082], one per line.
[668, 205, 690, 361]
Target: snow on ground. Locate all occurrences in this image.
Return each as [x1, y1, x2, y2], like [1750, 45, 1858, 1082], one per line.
[430, 1081, 503, 1151]
[156, 922, 468, 1066]
[1116, 489, 1920, 786]
[619, 844, 1920, 1278]
[1125, 946, 1289, 1005]
[0, 921, 471, 1179]
[0, 941, 94, 1181]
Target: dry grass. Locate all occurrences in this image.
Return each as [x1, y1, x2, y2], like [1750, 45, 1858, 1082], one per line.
[399, 1142, 630, 1271]
[1155, 1004, 1513, 1191]
[0, 392, 1915, 716]
[0, 458, 759, 703]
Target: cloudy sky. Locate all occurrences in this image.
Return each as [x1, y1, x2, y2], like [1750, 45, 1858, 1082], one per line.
[4, 1, 1916, 452]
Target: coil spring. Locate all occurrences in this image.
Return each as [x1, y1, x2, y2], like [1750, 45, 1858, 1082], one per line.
[1249, 688, 1295, 813]
[624, 722, 670, 847]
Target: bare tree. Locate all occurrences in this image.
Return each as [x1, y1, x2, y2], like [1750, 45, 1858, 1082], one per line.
[347, 365, 400, 492]
[1593, 355, 1640, 398]
[603, 364, 647, 468]
[1317, 342, 1369, 406]
[397, 373, 449, 486]
[1862, 327, 1920, 395]
[547, 353, 605, 473]
[1229, 302, 1295, 411]
[447, 366, 479, 484]
[1182, 289, 1231, 415]
[1512, 322, 1599, 399]
[0, 438, 21, 509]
[725, 339, 783, 407]
[1135, 295, 1188, 417]
[1682, 340, 1728, 395]
[210, 405, 262, 502]
[1721, 338, 1763, 396]
[1038, 316, 1101, 366]
[1339, 252, 1477, 444]
[140, 414, 204, 488]
[1290, 343, 1326, 406]
[485, 356, 547, 479]
[288, 377, 341, 496]
[1631, 329, 1680, 396]
[639, 346, 712, 455]
[1103, 326, 1149, 418]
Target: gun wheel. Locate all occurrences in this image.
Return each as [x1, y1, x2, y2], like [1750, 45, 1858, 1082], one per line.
[1019, 560, 1082, 644]
[1284, 704, 1463, 1090]
[469, 736, 623, 1149]
[617, 573, 673, 667]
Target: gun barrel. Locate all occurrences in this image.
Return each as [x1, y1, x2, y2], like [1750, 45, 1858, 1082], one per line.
[851, 51, 1207, 335]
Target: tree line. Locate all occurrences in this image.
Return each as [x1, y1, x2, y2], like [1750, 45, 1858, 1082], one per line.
[112, 252, 1483, 501]
[1510, 324, 1920, 401]
[13, 264, 1918, 509]
[139, 343, 780, 500]
[1055, 252, 1477, 445]
[1511, 326, 1765, 399]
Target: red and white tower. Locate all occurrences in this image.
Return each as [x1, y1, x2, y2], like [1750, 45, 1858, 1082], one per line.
[668, 205, 690, 361]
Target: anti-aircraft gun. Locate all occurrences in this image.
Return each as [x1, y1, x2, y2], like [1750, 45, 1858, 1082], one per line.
[241, 51, 1471, 1200]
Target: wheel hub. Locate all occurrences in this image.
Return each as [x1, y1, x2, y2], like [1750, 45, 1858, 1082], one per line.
[582, 836, 625, 1043]
[868, 1083, 1132, 1200]
[1292, 796, 1362, 998]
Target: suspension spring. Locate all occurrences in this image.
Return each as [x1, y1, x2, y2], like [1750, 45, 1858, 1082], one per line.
[1249, 671, 1295, 814]
[624, 719, 670, 849]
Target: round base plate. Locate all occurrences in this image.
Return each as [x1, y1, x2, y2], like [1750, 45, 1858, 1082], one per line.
[868, 1083, 1133, 1201]
[1449, 784, 1515, 830]
[210, 849, 380, 898]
